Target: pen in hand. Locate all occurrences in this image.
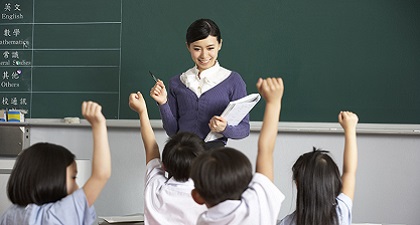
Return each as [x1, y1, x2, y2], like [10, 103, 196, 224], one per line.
[149, 71, 158, 83]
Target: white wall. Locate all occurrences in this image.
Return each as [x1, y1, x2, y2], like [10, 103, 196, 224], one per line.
[1, 121, 419, 224]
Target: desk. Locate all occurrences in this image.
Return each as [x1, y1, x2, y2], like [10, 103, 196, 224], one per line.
[98, 221, 143, 225]
[352, 224, 406, 225]
[98, 214, 144, 225]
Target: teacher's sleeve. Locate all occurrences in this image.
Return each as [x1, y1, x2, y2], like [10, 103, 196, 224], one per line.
[158, 81, 179, 137]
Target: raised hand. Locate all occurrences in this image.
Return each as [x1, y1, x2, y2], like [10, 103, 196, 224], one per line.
[150, 80, 168, 105]
[256, 77, 284, 104]
[82, 101, 106, 126]
[129, 91, 147, 114]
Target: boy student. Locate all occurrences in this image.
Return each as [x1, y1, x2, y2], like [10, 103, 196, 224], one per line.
[190, 77, 285, 225]
[129, 92, 207, 225]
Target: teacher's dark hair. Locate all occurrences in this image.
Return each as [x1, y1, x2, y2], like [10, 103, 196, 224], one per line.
[186, 18, 222, 45]
[7, 142, 75, 206]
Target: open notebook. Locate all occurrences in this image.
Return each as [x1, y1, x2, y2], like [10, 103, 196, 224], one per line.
[204, 93, 261, 142]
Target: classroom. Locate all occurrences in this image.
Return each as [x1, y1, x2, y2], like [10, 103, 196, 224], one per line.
[1, 0, 419, 224]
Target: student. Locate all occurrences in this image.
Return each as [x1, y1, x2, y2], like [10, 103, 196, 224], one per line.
[0, 101, 111, 225]
[150, 18, 250, 149]
[278, 111, 359, 225]
[129, 91, 207, 225]
[189, 77, 285, 225]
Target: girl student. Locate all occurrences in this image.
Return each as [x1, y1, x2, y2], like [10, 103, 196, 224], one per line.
[150, 18, 250, 150]
[0, 101, 111, 225]
[278, 111, 359, 225]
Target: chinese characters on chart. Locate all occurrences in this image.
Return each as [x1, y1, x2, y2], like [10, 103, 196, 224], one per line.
[0, 0, 121, 118]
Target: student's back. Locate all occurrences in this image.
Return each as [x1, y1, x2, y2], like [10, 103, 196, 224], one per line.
[1, 187, 94, 224]
[191, 147, 284, 225]
[129, 92, 206, 225]
[143, 132, 207, 224]
[278, 191, 352, 225]
[144, 156, 207, 224]
[278, 111, 358, 225]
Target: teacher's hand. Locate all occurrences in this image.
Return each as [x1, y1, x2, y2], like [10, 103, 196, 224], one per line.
[150, 79, 167, 105]
[209, 116, 227, 133]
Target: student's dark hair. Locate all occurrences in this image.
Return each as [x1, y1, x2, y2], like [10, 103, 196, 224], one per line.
[7, 142, 76, 206]
[186, 18, 222, 45]
[292, 147, 342, 225]
[190, 147, 253, 207]
[162, 132, 205, 182]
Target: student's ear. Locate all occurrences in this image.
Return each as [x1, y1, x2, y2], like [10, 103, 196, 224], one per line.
[218, 39, 223, 50]
[191, 189, 206, 205]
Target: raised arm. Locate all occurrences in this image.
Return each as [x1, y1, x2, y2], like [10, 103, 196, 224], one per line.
[81, 101, 111, 207]
[256, 77, 284, 181]
[338, 111, 359, 200]
[129, 91, 160, 164]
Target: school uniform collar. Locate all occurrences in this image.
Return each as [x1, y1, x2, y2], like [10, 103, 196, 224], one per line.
[165, 177, 195, 187]
[205, 199, 241, 219]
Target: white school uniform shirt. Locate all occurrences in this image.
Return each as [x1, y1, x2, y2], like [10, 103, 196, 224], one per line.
[144, 158, 207, 225]
[0, 188, 96, 225]
[180, 61, 231, 98]
[196, 173, 285, 225]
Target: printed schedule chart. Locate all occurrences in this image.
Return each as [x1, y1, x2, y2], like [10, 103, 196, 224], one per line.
[0, 0, 122, 118]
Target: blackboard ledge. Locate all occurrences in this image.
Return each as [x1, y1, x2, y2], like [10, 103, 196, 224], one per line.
[1, 119, 419, 135]
[0, 119, 160, 129]
[250, 121, 420, 135]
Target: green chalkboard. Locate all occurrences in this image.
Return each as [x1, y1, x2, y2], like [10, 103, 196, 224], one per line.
[1, 0, 419, 124]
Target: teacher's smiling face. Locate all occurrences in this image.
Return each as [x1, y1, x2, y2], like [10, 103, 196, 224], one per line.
[187, 35, 222, 72]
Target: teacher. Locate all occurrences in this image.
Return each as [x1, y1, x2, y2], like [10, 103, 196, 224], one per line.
[150, 18, 250, 149]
